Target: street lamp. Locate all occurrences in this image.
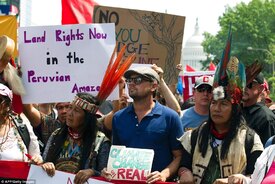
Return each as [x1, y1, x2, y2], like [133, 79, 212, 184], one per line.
[247, 46, 274, 77]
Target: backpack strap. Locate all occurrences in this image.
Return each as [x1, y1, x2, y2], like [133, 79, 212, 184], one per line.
[94, 131, 108, 154]
[88, 131, 109, 168]
[10, 113, 30, 149]
[245, 127, 255, 159]
[190, 127, 199, 157]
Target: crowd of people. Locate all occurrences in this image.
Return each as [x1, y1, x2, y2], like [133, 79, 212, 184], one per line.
[0, 31, 275, 184]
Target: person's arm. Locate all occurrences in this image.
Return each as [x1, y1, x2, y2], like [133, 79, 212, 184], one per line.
[178, 167, 194, 184]
[23, 104, 42, 128]
[146, 149, 182, 183]
[21, 113, 43, 164]
[159, 78, 181, 115]
[101, 94, 129, 131]
[151, 64, 181, 115]
[213, 174, 251, 184]
[94, 140, 111, 176]
[178, 147, 194, 184]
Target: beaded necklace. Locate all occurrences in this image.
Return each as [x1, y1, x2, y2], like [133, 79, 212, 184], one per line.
[0, 119, 11, 159]
[68, 127, 82, 140]
[0, 122, 9, 151]
[12, 120, 26, 161]
[0, 117, 26, 161]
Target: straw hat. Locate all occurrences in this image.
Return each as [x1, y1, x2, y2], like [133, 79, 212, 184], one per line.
[0, 35, 15, 63]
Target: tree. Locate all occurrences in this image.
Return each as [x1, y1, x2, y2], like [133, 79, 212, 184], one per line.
[129, 11, 184, 84]
[202, 0, 275, 100]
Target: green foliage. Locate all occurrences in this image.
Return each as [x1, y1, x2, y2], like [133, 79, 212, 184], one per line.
[202, 0, 275, 98]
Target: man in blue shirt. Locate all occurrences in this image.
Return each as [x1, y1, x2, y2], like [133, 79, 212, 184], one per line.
[112, 66, 183, 183]
[180, 75, 213, 131]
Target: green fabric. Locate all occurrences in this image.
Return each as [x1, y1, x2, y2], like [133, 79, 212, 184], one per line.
[201, 146, 221, 183]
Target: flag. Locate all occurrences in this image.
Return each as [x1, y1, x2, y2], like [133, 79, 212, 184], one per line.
[61, 0, 98, 24]
[186, 64, 196, 72]
[209, 61, 216, 71]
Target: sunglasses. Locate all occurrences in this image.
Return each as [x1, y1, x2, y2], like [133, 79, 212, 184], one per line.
[246, 81, 259, 89]
[125, 77, 151, 85]
[196, 87, 212, 93]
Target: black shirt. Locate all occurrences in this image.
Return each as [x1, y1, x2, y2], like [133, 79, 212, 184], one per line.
[243, 102, 275, 144]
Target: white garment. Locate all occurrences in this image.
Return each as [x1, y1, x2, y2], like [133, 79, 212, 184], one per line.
[0, 114, 41, 161]
[243, 144, 275, 184]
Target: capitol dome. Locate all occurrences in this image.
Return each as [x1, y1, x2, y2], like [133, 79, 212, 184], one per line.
[181, 18, 207, 71]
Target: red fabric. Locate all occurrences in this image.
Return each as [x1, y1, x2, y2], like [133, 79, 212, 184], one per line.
[185, 65, 196, 72]
[0, 161, 30, 179]
[208, 61, 216, 71]
[12, 94, 23, 114]
[62, 0, 98, 24]
[210, 123, 228, 139]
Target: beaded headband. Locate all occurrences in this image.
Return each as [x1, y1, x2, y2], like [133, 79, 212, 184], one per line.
[71, 96, 98, 114]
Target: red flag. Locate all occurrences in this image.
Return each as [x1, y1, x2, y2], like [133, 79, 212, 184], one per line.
[209, 61, 216, 71]
[61, 0, 98, 24]
[186, 64, 196, 72]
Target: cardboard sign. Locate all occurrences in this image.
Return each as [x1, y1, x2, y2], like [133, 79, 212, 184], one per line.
[93, 6, 185, 84]
[107, 146, 154, 181]
[18, 23, 118, 104]
[27, 165, 112, 184]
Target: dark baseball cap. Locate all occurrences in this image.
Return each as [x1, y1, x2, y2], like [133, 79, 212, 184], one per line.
[253, 72, 264, 84]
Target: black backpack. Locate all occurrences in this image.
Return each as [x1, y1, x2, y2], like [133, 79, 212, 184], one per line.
[10, 113, 30, 149]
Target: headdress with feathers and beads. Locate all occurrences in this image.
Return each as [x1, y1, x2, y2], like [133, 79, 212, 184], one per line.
[212, 25, 246, 105]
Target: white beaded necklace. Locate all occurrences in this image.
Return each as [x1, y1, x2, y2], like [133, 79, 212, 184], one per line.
[0, 117, 26, 161]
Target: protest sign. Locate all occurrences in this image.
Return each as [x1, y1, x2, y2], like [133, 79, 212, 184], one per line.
[93, 6, 185, 85]
[181, 71, 215, 101]
[27, 165, 112, 184]
[18, 23, 118, 104]
[107, 146, 154, 181]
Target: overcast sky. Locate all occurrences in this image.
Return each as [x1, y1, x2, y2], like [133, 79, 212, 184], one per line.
[31, 0, 251, 45]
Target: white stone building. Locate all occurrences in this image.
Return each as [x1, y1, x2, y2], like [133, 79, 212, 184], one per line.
[181, 18, 207, 71]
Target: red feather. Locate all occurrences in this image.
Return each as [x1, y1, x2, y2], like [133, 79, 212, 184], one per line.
[97, 45, 136, 102]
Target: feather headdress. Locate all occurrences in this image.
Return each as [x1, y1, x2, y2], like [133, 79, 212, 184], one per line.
[72, 45, 136, 114]
[245, 60, 263, 85]
[213, 26, 246, 104]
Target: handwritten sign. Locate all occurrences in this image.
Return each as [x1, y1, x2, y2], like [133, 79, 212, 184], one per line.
[93, 6, 185, 84]
[107, 146, 154, 181]
[18, 23, 117, 104]
[27, 165, 112, 184]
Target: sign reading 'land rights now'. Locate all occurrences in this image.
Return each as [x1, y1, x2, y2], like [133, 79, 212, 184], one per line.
[19, 23, 117, 104]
